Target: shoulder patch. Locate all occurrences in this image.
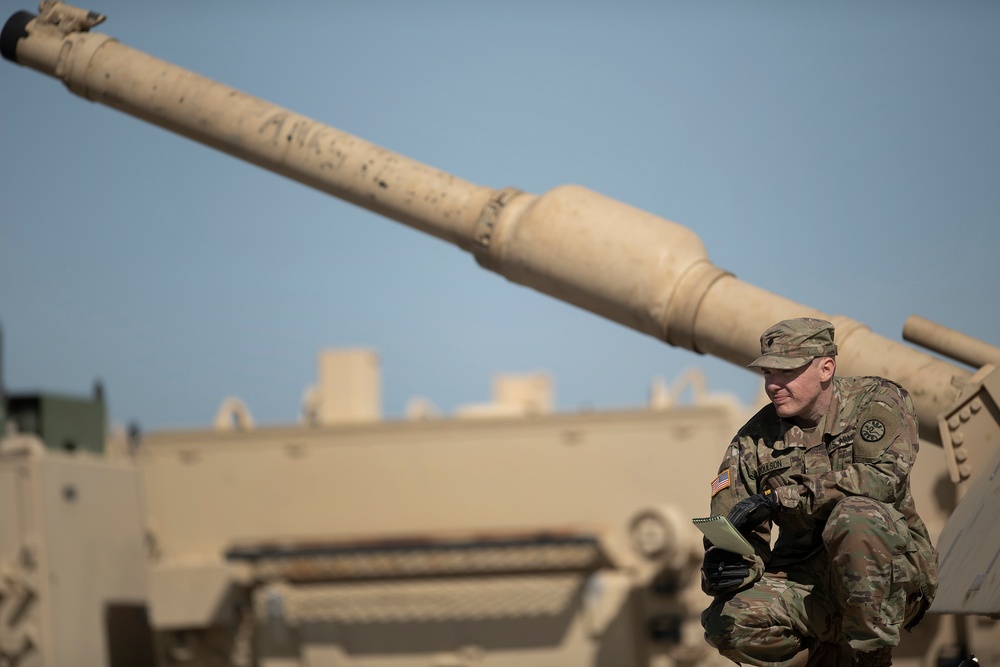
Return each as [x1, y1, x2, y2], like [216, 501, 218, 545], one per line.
[860, 419, 885, 443]
[854, 401, 903, 462]
[710, 470, 731, 497]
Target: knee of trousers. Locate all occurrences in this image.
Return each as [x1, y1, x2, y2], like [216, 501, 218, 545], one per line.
[702, 594, 803, 659]
[822, 496, 901, 552]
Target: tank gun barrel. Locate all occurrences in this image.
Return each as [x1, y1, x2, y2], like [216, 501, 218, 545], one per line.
[1, 3, 974, 443]
[903, 315, 1000, 370]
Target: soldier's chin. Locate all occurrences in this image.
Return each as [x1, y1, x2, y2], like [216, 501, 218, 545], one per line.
[773, 401, 799, 419]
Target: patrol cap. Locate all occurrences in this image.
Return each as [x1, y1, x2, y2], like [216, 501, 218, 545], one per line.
[748, 317, 838, 370]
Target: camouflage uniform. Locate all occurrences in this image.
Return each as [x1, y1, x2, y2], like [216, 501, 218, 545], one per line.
[701, 321, 938, 666]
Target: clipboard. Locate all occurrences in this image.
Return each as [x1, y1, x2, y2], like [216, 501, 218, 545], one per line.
[692, 515, 755, 556]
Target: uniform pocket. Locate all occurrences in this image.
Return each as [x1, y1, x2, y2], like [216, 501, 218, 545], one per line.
[883, 511, 913, 626]
[756, 444, 805, 486]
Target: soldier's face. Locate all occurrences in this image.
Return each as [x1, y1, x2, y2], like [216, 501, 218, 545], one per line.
[762, 357, 834, 425]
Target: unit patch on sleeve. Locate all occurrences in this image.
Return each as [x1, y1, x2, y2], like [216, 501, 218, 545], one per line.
[860, 419, 885, 442]
[854, 402, 902, 463]
[710, 470, 731, 497]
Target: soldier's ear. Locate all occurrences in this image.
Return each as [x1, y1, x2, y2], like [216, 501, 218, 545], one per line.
[818, 357, 836, 381]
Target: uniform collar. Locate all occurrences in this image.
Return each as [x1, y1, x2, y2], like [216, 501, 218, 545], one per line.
[820, 376, 850, 439]
[775, 377, 848, 443]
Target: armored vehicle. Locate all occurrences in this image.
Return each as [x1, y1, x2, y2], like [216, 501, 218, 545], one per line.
[2, 3, 999, 665]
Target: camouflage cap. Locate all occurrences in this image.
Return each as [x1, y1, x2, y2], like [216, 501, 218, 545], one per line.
[747, 317, 838, 370]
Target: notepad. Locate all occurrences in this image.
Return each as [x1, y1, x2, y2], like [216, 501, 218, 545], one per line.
[692, 515, 755, 556]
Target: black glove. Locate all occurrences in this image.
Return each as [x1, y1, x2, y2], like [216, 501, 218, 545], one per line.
[726, 488, 780, 532]
[702, 548, 751, 594]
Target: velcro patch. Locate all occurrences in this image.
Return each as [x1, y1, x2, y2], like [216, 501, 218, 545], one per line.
[756, 457, 790, 479]
[854, 402, 903, 462]
[711, 470, 731, 497]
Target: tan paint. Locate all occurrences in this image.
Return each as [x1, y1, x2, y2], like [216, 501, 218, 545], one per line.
[3, 3, 1000, 664]
[0, 437, 150, 666]
[134, 394, 741, 666]
[2, 3, 971, 439]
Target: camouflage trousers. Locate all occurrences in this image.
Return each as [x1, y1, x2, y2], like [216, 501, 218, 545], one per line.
[702, 497, 933, 666]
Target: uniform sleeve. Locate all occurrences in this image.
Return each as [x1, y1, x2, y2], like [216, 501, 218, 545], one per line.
[709, 434, 773, 561]
[778, 383, 917, 521]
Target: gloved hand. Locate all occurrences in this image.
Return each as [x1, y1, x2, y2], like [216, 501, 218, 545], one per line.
[726, 488, 780, 532]
[701, 547, 763, 595]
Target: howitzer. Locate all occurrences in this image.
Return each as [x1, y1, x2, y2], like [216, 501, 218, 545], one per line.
[3, 0, 1000, 661]
[0, 2, 976, 437]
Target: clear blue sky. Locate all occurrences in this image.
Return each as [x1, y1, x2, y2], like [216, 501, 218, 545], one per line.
[2, 1, 998, 431]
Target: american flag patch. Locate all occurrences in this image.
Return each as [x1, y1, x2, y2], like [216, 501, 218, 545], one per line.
[710, 470, 731, 497]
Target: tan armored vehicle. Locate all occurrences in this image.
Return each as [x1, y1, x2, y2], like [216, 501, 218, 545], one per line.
[2, 3, 999, 666]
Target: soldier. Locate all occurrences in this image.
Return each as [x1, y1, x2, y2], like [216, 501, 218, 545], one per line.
[700, 318, 938, 667]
